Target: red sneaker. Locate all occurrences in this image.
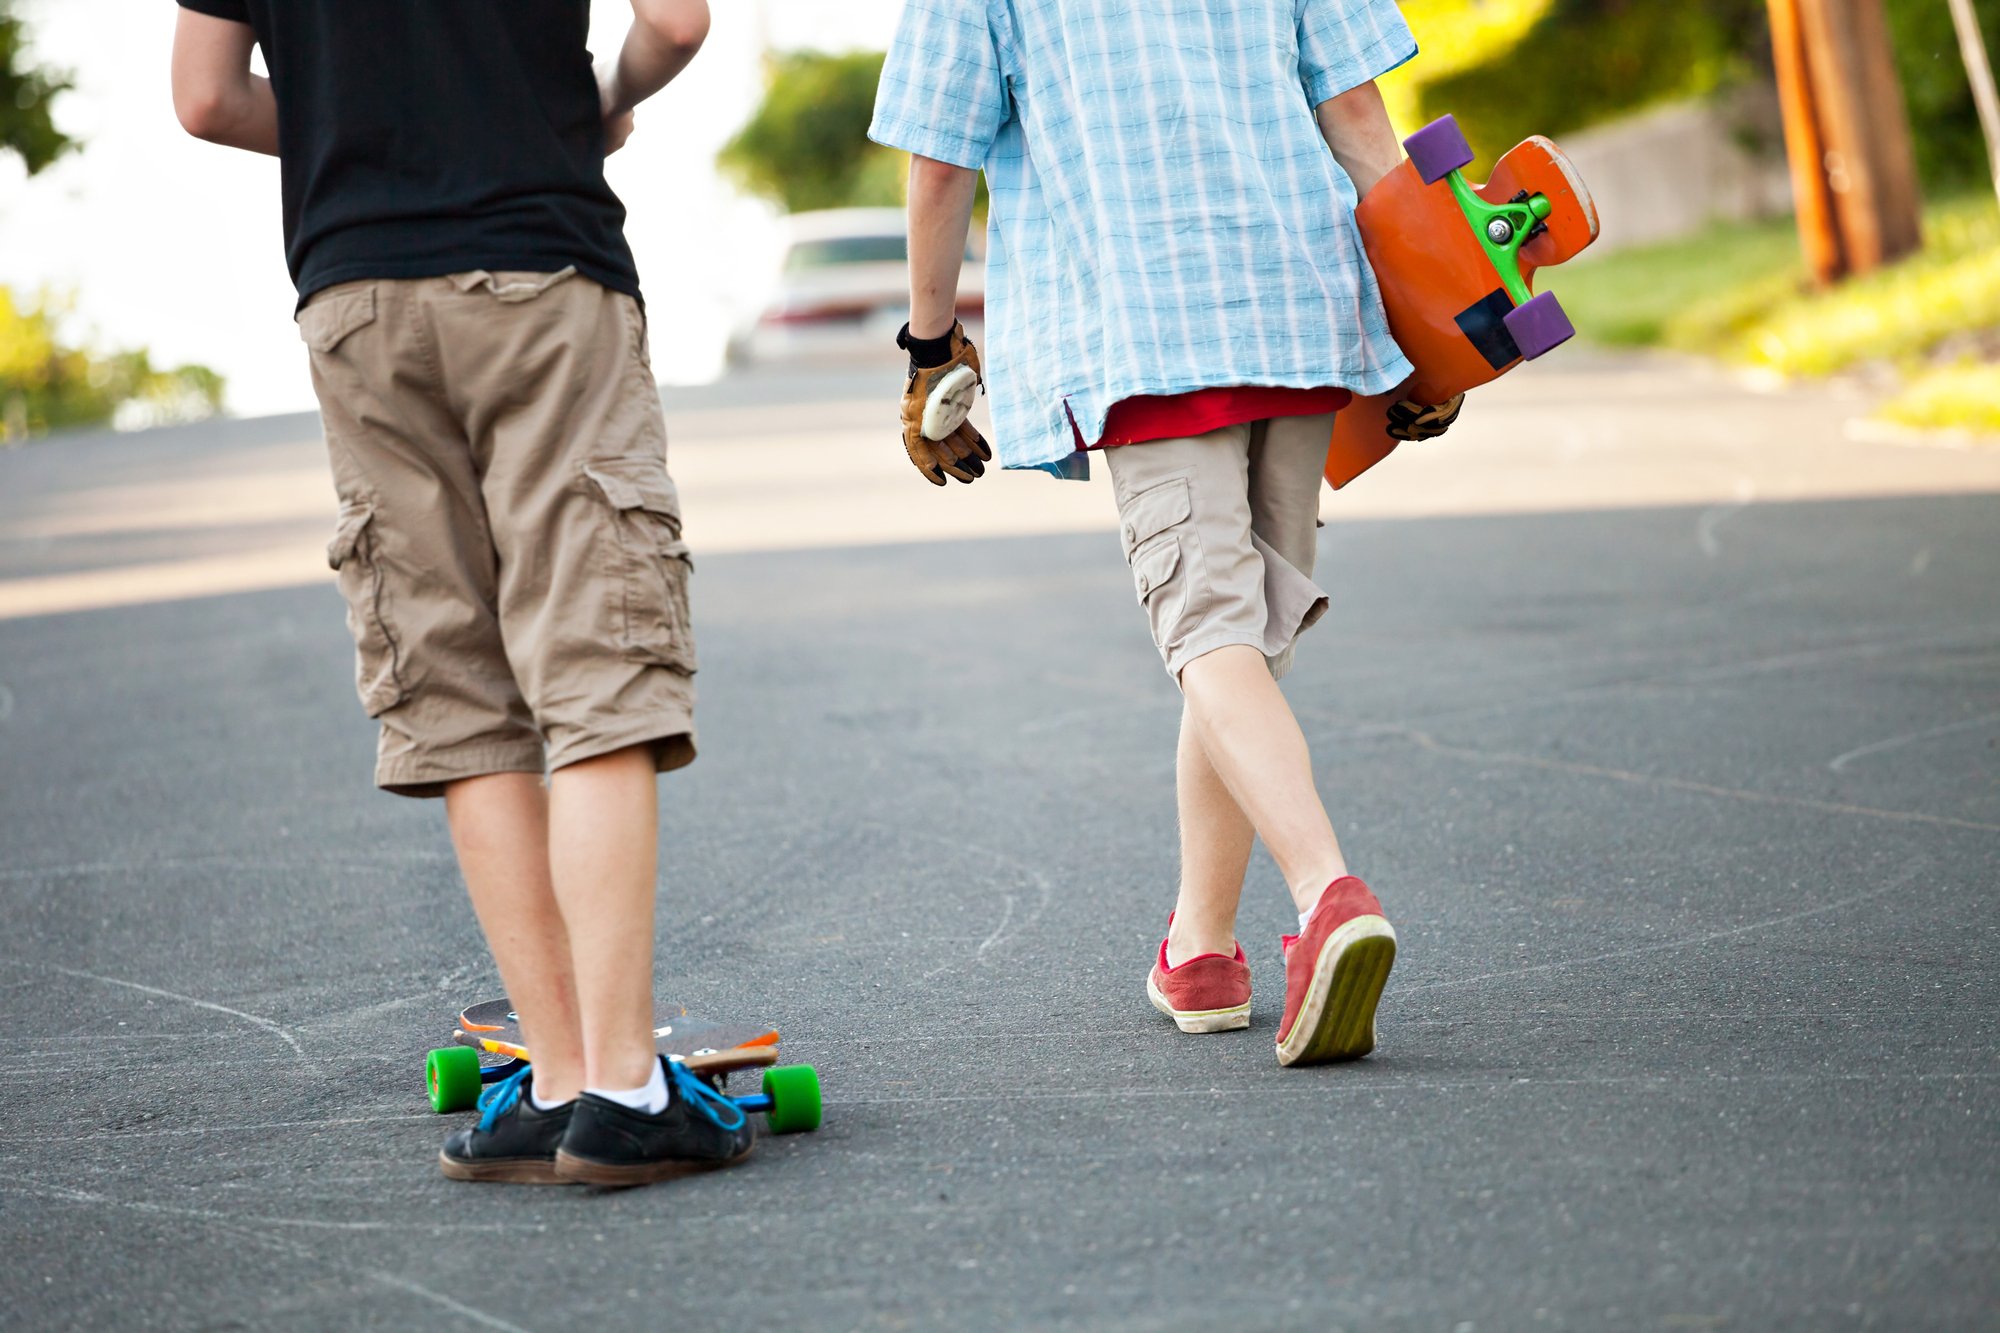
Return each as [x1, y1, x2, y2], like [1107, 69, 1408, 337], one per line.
[1275, 877, 1397, 1066]
[1146, 918, 1252, 1033]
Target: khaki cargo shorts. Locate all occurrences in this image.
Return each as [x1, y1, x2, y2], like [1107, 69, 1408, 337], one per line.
[1101, 414, 1334, 682]
[299, 269, 696, 797]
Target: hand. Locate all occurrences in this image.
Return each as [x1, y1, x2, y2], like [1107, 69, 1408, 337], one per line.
[898, 322, 993, 485]
[598, 69, 635, 155]
[604, 109, 635, 155]
[1385, 392, 1464, 442]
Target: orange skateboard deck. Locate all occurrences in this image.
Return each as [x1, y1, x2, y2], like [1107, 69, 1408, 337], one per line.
[1328, 119, 1599, 488]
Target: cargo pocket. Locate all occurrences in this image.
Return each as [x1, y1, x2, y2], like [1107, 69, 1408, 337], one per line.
[297, 286, 378, 356]
[1131, 533, 1186, 626]
[584, 458, 697, 674]
[325, 501, 408, 716]
[1119, 475, 1195, 632]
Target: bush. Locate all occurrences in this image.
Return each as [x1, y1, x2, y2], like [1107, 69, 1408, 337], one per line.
[1661, 195, 2000, 375]
[1406, 0, 2000, 190]
[1888, 0, 2000, 191]
[1876, 359, 2000, 435]
[0, 1, 76, 176]
[0, 288, 225, 442]
[1411, 0, 1769, 168]
[717, 51, 904, 214]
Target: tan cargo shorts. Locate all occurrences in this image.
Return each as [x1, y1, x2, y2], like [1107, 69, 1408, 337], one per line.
[299, 269, 696, 798]
[1101, 414, 1334, 682]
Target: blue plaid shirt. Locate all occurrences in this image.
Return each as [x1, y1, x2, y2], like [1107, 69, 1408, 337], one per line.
[870, 0, 1419, 474]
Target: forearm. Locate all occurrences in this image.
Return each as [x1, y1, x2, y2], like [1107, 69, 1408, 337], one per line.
[602, 0, 709, 115]
[1314, 79, 1402, 198]
[907, 156, 979, 339]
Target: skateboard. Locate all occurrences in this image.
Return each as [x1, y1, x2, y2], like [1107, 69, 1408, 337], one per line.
[1326, 116, 1599, 488]
[422, 998, 823, 1135]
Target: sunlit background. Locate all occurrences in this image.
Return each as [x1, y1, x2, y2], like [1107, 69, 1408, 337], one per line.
[0, 0, 907, 417]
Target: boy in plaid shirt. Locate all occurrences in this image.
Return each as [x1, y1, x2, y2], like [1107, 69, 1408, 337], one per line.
[874, 0, 1459, 1063]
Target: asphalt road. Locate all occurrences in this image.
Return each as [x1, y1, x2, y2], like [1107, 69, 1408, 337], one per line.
[1, 363, 1996, 1331]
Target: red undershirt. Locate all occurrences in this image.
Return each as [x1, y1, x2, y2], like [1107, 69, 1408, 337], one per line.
[1071, 386, 1352, 450]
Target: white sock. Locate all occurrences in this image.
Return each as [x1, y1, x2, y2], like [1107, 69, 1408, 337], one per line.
[585, 1058, 669, 1116]
[1298, 908, 1314, 932]
[528, 1085, 572, 1112]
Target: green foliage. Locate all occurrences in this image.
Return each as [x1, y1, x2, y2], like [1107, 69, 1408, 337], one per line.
[1877, 360, 2000, 436]
[0, 1, 76, 176]
[717, 51, 904, 213]
[1887, 0, 2000, 190]
[1554, 193, 2000, 441]
[1550, 213, 1804, 347]
[0, 288, 226, 442]
[1407, 0, 2000, 190]
[1411, 0, 1769, 168]
[1663, 195, 2000, 375]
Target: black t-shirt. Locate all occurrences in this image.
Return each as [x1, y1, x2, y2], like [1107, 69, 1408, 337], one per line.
[177, 0, 640, 303]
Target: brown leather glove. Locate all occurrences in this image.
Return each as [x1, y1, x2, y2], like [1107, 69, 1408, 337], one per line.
[1385, 392, 1465, 442]
[898, 321, 993, 485]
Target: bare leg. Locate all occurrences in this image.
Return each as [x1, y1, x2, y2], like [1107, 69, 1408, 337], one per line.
[444, 772, 584, 1103]
[1168, 700, 1256, 965]
[547, 743, 660, 1093]
[1178, 644, 1348, 914]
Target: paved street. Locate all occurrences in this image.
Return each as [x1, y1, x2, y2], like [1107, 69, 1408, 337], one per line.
[1, 355, 1996, 1330]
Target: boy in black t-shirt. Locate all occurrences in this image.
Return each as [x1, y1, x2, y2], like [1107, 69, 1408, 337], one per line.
[172, 0, 747, 1186]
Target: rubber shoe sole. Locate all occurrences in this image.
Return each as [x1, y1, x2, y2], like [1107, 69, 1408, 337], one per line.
[437, 1152, 566, 1185]
[1152, 972, 1240, 1032]
[552, 1142, 754, 1188]
[1146, 973, 1252, 1033]
[1275, 915, 1397, 1066]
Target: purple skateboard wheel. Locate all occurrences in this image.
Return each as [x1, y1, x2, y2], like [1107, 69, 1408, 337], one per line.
[1404, 115, 1475, 185]
[1503, 291, 1575, 361]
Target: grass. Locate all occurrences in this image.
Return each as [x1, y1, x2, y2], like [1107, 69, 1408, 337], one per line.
[1877, 361, 2000, 435]
[1551, 213, 1804, 347]
[1548, 194, 2000, 438]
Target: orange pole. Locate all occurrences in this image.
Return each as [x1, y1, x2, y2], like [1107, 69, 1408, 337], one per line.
[1767, 0, 1844, 284]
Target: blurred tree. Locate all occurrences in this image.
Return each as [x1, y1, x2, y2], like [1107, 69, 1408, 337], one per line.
[0, 289, 225, 442]
[1891, 0, 2000, 190]
[0, 0, 77, 177]
[717, 51, 904, 213]
[1404, 0, 2000, 191]
[1410, 0, 1771, 167]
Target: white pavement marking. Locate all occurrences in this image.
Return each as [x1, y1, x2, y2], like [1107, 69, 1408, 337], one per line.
[0, 850, 453, 882]
[1695, 477, 1756, 557]
[881, 823, 1055, 982]
[1399, 874, 1916, 995]
[1827, 710, 2000, 773]
[10, 1181, 538, 1333]
[3, 959, 306, 1060]
[0, 1111, 444, 1146]
[1400, 728, 2000, 835]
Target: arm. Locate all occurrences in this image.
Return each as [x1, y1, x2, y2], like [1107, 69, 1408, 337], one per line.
[1314, 78, 1401, 198]
[171, 9, 278, 155]
[1317, 79, 1463, 432]
[906, 155, 980, 338]
[598, 0, 710, 152]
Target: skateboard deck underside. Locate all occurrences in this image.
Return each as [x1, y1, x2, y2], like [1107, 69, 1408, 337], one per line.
[454, 999, 781, 1075]
[1327, 136, 1597, 489]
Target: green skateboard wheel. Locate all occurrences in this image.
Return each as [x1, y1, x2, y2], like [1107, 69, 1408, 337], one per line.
[426, 1046, 483, 1114]
[760, 1064, 822, 1134]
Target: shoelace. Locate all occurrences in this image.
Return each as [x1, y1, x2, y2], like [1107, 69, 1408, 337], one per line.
[476, 1065, 531, 1133]
[666, 1058, 747, 1132]
[476, 1059, 746, 1134]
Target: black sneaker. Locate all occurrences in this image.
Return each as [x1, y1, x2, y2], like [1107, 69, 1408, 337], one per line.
[438, 1067, 572, 1184]
[554, 1056, 757, 1187]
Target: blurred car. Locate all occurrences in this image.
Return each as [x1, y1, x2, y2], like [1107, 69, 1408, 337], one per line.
[730, 207, 984, 365]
